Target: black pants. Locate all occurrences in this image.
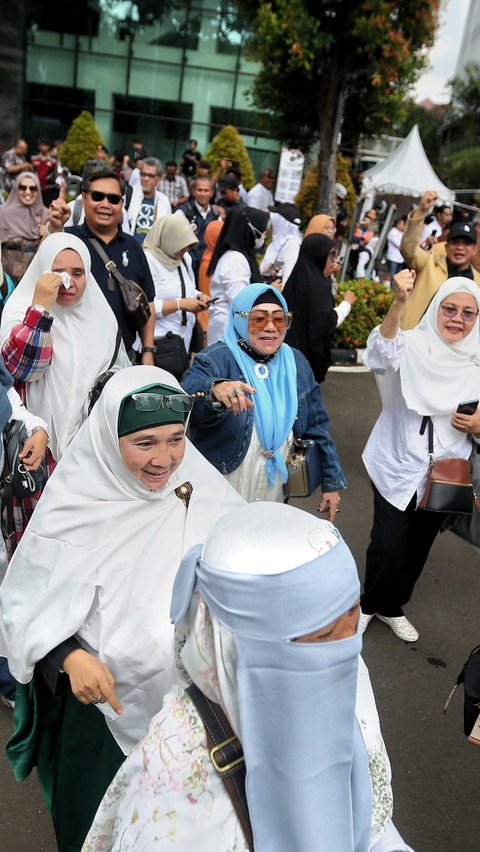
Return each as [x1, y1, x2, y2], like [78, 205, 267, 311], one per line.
[361, 483, 448, 617]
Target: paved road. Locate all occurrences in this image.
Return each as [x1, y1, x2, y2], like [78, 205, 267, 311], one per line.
[1, 367, 479, 851]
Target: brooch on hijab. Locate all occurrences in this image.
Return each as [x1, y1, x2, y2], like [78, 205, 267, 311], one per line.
[175, 482, 193, 509]
[253, 363, 270, 380]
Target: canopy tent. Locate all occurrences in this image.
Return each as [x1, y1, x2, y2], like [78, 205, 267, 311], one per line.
[361, 124, 455, 209]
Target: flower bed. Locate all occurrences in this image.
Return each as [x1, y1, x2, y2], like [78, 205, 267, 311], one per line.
[334, 278, 394, 350]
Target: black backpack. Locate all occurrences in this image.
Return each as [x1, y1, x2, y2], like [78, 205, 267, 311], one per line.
[444, 644, 480, 744]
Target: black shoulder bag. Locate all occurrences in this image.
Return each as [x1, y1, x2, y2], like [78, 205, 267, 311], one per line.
[153, 263, 190, 380]
[88, 329, 122, 413]
[89, 237, 151, 332]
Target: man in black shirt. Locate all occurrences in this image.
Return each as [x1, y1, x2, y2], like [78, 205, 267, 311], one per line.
[46, 167, 155, 360]
[180, 139, 202, 180]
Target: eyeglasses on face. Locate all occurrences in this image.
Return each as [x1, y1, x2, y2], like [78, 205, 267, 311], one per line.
[235, 309, 293, 331]
[140, 172, 158, 179]
[88, 190, 123, 204]
[130, 392, 194, 413]
[440, 304, 479, 322]
[18, 184, 38, 193]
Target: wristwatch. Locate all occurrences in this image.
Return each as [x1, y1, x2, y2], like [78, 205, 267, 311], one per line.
[32, 304, 49, 314]
[30, 426, 48, 437]
[142, 346, 156, 354]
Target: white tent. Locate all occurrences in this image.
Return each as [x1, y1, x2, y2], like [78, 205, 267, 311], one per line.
[361, 124, 455, 206]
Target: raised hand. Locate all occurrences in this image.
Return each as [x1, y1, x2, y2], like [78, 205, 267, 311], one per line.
[48, 182, 71, 231]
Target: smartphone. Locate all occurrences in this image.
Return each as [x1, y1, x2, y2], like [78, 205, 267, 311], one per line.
[206, 297, 219, 306]
[456, 400, 479, 415]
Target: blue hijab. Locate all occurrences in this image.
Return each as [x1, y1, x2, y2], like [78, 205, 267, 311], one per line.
[222, 283, 297, 486]
[172, 503, 372, 852]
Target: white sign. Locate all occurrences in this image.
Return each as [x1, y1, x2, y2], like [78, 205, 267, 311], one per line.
[275, 147, 305, 203]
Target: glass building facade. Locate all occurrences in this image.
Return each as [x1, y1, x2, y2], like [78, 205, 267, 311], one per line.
[24, 0, 280, 174]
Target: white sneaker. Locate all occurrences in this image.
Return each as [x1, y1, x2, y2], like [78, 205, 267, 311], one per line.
[0, 694, 15, 710]
[377, 614, 419, 642]
[360, 612, 375, 634]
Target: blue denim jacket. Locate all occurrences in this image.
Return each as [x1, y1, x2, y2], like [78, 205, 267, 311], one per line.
[182, 341, 347, 492]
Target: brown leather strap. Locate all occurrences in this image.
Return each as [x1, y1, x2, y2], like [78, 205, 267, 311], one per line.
[187, 683, 254, 850]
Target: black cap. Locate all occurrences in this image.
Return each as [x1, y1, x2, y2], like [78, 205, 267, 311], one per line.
[447, 222, 477, 244]
[268, 201, 302, 225]
[219, 174, 239, 191]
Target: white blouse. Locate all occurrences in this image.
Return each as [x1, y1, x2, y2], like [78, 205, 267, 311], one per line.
[362, 327, 473, 511]
[207, 251, 251, 345]
[147, 253, 198, 352]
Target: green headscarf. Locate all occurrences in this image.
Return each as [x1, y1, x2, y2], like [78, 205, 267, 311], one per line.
[118, 383, 187, 437]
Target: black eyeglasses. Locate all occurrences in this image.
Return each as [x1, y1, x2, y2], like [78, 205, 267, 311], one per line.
[88, 190, 123, 204]
[140, 172, 158, 179]
[130, 392, 195, 413]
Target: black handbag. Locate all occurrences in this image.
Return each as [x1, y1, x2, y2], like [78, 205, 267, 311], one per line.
[0, 420, 47, 547]
[89, 237, 151, 332]
[442, 445, 480, 547]
[418, 417, 473, 515]
[284, 438, 323, 498]
[444, 643, 480, 744]
[153, 264, 190, 380]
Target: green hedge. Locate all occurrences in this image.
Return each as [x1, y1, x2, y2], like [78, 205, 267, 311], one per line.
[334, 278, 394, 349]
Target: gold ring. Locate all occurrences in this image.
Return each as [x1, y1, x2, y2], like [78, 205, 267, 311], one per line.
[92, 693, 103, 705]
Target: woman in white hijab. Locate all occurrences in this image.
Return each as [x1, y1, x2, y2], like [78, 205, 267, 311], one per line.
[0, 365, 244, 852]
[83, 502, 414, 852]
[361, 271, 480, 642]
[259, 202, 302, 286]
[0, 231, 130, 463]
[143, 214, 209, 373]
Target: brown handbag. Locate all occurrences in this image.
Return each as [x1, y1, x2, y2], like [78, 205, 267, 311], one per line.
[418, 417, 473, 515]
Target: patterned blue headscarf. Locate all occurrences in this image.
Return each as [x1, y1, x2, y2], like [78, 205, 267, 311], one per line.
[222, 283, 298, 486]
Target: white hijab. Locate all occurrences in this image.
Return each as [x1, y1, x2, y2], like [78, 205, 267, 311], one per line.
[0, 232, 130, 461]
[261, 210, 301, 269]
[0, 365, 245, 753]
[400, 277, 480, 447]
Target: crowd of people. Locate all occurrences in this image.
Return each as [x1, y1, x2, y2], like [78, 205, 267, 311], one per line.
[0, 129, 479, 851]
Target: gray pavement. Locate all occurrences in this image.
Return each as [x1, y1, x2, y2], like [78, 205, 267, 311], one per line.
[1, 367, 479, 851]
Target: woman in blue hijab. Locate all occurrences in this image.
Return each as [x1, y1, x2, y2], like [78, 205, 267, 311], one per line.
[182, 282, 345, 516]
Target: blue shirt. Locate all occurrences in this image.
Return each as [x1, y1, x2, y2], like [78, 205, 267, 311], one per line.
[66, 223, 155, 350]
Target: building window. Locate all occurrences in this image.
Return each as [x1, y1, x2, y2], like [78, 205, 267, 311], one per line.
[25, 83, 95, 142]
[114, 95, 193, 140]
[216, 1, 245, 54]
[210, 107, 270, 139]
[28, 0, 100, 36]
[151, 13, 201, 49]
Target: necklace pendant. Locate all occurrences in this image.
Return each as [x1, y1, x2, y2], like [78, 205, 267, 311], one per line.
[253, 362, 269, 380]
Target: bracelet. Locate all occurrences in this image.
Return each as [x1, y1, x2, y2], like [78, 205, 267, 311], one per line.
[176, 298, 181, 311]
[30, 426, 48, 437]
[142, 346, 156, 354]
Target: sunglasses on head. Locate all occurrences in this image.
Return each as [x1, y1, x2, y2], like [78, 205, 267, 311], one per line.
[88, 190, 123, 204]
[18, 184, 38, 192]
[130, 392, 195, 413]
[235, 309, 293, 331]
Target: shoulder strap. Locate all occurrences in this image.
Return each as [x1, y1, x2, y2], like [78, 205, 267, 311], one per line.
[109, 328, 122, 369]
[177, 263, 188, 328]
[124, 184, 133, 211]
[186, 683, 254, 851]
[88, 237, 130, 291]
[72, 195, 83, 226]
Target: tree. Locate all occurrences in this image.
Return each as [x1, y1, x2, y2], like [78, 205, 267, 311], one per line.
[60, 111, 105, 176]
[295, 154, 355, 228]
[437, 147, 480, 193]
[204, 125, 255, 190]
[442, 63, 480, 152]
[237, 0, 440, 213]
[394, 100, 444, 169]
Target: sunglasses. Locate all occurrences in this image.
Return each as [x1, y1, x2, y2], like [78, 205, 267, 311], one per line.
[18, 184, 38, 193]
[130, 392, 195, 413]
[88, 190, 123, 204]
[235, 309, 293, 331]
[440, 304, 479, 322]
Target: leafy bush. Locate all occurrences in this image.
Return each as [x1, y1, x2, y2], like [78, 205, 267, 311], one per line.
[334, 278, 394, 349]
[295, 153, 356, 228]
[204, 125, 255, 190]
[60, 111, 105, 176]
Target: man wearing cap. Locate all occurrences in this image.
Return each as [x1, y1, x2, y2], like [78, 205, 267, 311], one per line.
[216, 173, 246, 213]
[400, 189, 480, 329]
[260, 201, 303, 286]
[246, 167, 276, 211]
